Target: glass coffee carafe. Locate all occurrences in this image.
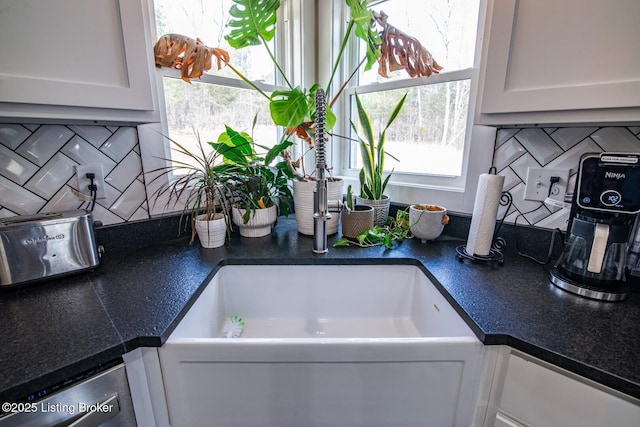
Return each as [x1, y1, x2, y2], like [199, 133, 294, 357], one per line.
[557, 214, 632, 287]
[626, 215, 640, 288]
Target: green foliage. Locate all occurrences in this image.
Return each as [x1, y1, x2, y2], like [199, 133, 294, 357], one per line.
[269, 87, 309, 128]
[148, 132, 237, 244]
[345, 0, 382, 71]
[211, 126, 255, 163]
[352, 91, 407, 200]
[333, 209, 412, 249]
[305, 84, 337, 130]
[225, 0, 280, 49]
[223, 0, 381, 178]
[346, 184, 354, 210]
[213, 125, 293, 222]
[264, 138, 294, 166]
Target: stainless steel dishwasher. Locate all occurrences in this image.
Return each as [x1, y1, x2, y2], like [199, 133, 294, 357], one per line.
[0, 362, 137, 426]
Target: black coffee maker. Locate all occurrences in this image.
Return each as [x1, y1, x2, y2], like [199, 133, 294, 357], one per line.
[550, 153, 640, 301]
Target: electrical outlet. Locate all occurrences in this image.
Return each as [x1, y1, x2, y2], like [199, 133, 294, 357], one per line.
[524, 168, 570, 202]
[75, 165, 107, 200]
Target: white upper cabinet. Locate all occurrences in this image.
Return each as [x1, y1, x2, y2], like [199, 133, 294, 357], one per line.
[0, 0, 158, 123]
[475, 0, 640, 126]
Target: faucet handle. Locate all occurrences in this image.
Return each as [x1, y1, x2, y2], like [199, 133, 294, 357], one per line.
[328, 199, 344, 213]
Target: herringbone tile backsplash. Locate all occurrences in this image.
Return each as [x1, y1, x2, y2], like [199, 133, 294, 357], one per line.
[494, 126, 640, 230]
[0, 124, 149, 225]
[1, 124, 639, 230]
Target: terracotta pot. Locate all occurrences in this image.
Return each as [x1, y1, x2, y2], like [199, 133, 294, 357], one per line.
[194, 213, 227, 248]
[341, 205, 374, 239]
[409, 204, 449, 243]
[293, 179, 344, 235]
[356, 195, 390, 226]
[232, 205, 277, 238]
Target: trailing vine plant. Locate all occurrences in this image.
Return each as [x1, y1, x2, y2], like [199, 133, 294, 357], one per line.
[333, 208, 413, 249]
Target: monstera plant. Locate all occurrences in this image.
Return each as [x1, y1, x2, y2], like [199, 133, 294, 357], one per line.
[153, 0, 442, 235]
[219, 0, 379, 171]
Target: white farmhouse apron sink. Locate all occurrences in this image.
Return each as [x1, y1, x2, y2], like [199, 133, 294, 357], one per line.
[159, 264, 485, 427]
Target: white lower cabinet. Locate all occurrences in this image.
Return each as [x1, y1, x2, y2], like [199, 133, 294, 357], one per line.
[494, 412, 526, 427]
[125, 345, 487, 427]
[482, 347, 640, 427]
[123, 348, 171, 427]
[123, 345, 640, 427]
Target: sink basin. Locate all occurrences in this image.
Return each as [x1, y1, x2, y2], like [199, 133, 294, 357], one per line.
[159, 264, 485, 427]
[170, 264, 475, 340]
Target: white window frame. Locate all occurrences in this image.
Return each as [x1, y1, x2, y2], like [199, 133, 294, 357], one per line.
[328, 0, 494, 214]
[139, 0, 293, 216]
[140, 0, 494, 216]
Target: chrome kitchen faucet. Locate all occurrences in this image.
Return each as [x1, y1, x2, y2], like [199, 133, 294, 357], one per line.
[313, 88, 342, 253]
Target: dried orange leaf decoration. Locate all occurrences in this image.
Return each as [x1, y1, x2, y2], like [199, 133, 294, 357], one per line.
[286, 122, 316, 149]
[374, 11, 443, 79]
[153, 34, 230, 83]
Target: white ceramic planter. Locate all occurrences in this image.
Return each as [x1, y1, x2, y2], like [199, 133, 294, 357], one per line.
[409, 204, 448, 243]
[194, 214, 227, 248]
[293, 179, 343, 235]
[356, 195, 390, 226]
[232, 205, 277, 238]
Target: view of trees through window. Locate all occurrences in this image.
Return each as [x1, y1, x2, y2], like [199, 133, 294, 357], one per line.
[153, 0, 480, 179]
[352, 0, 479, 177]
[154, 0, 277, 160]
[352, 81, 470, 177]
[162, 78, 275, 151]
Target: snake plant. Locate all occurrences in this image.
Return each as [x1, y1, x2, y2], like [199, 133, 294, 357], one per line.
[351, 91, 407, 200]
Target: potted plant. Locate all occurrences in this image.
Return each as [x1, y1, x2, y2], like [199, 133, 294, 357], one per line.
[153, 0, 441, 235]
[212, 125, 293, 238]
[334, 208, 413, 249]
[352, 91, 407, 226]
[220, 0, 383, 236]
[154, 0, 442, 234]
[341, 184, 374, 239]
[148, 133, 236, 249]
[409, 204, 450, 243]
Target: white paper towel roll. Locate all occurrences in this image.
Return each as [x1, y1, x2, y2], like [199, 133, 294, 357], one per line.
[466, 173, 505, 256]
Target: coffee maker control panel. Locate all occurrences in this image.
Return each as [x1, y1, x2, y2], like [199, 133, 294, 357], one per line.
[577, 153, 640, 214]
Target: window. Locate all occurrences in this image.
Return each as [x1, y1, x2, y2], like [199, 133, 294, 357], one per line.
[153, 0, 280, 159]
[144, 0, 291, 215]
[335, 0, 487, 209]
[143, 0, 490, 215]
[349, 83, 470, 176]
[144, 0, 290, 215]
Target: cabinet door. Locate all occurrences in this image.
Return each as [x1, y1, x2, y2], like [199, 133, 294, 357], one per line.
[497, 353, 640, 427]
[494, 412, 527, 427]
[477, 0, 640, 124]
[0, 0, 157, 121]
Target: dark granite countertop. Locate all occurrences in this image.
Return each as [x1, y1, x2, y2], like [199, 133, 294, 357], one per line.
[1, 216, 639, 403]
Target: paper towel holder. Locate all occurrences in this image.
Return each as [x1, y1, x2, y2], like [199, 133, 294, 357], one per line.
[456, 189, 512, 266]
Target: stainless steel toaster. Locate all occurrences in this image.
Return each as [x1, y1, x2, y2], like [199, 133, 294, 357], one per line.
[0, 210, 100, 287]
